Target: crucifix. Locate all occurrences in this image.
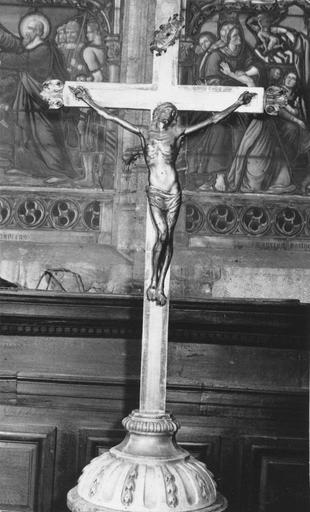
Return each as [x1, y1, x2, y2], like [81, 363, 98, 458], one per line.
[43, 1, 264, 511]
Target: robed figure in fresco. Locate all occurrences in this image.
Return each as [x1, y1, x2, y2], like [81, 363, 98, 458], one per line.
[227, 71, 310, 194]
[0, 12, 78, 183]
[183, 1, 310, 195]
[187, 21, 261, 192]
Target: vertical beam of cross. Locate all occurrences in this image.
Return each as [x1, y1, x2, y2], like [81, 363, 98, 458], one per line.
[43, 0, 263, 412]
[139, 0, 181, 414]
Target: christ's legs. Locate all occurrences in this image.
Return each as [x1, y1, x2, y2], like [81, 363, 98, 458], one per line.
[155, 231, 173, 306]
[155, 206, 179, 306]
[147, 204, 168, 302]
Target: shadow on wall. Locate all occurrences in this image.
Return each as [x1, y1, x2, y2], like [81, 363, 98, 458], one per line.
[0, 276, 19, 289]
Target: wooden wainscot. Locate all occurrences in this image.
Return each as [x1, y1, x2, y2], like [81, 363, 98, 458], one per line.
[0, 291, 308, 512]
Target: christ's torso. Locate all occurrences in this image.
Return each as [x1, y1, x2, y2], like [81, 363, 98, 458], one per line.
[144, 128, 181, 194]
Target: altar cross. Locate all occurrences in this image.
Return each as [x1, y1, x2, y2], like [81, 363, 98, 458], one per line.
[59, 2, 266, 512]
[46, 0, 263, 418]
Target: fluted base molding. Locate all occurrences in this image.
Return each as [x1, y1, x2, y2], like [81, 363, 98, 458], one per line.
[67, 410, 228, 512]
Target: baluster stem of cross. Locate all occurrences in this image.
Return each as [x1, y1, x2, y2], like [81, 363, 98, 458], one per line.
[41, 1, 264, 511]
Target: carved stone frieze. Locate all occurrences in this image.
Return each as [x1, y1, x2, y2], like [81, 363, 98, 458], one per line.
[16, 198, 46, 229]
[185, 199, 310, 239]
[0, 195, 102, 231]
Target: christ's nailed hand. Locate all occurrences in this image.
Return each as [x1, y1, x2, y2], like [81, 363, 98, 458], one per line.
[69, 85, 91, 103]
[238, 91, 257, 105]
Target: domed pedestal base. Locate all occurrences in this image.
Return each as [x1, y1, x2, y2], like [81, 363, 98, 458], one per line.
[67, 411, 228, 512]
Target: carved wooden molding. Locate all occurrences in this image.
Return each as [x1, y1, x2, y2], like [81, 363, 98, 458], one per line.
[0, 292, 308, 349]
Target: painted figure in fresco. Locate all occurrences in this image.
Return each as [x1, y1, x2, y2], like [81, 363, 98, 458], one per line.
[70, 85, 255, 305]
[83, 20, 108, 82]
[0, 72, 17, 171]
[76, 20, 108, 185]
[268, 66, 283, 86]
[277, 71, 310, 193]
[0, 13, 79, 184]
[246, 10, 310, 125]
[227, 71, 310, 194]
[62, 20, 88, 80]
[199, 22, 260, 86]
[246, 13, 295, 64]
[55, 25, 67, 50]
[187, 22, 260, 192]
[194, 31, 216, 84]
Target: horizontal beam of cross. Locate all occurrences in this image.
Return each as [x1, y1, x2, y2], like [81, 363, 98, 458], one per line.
[63, 81, 264, 113]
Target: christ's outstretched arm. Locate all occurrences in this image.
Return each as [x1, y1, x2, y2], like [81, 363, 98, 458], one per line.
[183, 91, 256, 136]
[70, 85, 143, 137]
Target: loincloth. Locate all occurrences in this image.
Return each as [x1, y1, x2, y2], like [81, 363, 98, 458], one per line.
[146, 185, 182, 215]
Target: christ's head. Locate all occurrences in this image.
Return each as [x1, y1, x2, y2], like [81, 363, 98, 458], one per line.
[152, 102, 177, 128]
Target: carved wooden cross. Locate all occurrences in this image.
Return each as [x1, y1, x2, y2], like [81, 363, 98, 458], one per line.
[44, 0, 263, 411]
[44, 2, 265, 511]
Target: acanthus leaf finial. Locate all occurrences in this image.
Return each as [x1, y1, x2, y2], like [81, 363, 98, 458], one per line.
[264, 85, 288, 115]
[41, 79, 64, 109]
[150, 13, 184, 56]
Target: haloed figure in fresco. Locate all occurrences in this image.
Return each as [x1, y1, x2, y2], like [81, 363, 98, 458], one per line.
[0, 12, 79, 184]
[70, 85, 255, 305]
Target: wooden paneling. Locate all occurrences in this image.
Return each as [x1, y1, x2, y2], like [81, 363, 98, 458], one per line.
[0, 291, 308, 512]
[258, 456, 308, 512]
[238, 436, 309, 512]
[0, 427, 56, 512]
[78, 427, 124, 473]
[0, 440, 37, 511]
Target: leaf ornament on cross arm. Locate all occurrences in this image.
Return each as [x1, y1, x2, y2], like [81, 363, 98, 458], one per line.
[264, 85, 289, 116]
[41, 80, 65, 109]
[150, 13, 184, 56]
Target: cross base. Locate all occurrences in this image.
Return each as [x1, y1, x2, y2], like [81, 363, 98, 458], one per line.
[67, 410, 228, 512]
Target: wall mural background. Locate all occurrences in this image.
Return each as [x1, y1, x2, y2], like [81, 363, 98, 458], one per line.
[180, 0, 310, 197]
[0, 0, 117, 190]
[0, 0, 310, 301]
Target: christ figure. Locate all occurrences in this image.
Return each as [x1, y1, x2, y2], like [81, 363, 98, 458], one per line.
[70, 85, 255, 305]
